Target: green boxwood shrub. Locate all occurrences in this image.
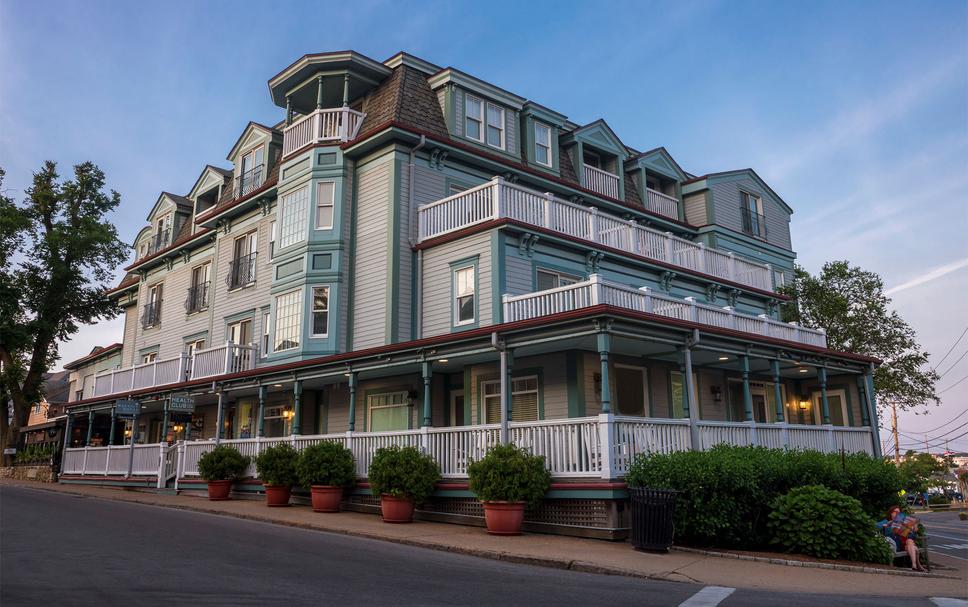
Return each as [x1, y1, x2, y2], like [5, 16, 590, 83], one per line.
[254, 443, 299, 487]
[768, 485, 894, 564]
[197, 445, 249, 482]
[368, 445, 440, 504]
[625, 445, 901, 549]
[928, 493, 951, 506]
[296, 441, 356, 488]
[468, 444, 552, 509]
[15, 444, 56, 465]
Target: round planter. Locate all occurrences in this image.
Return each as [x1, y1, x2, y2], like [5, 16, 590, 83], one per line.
[482, 501, 526, 536]
[380, 494, 415, 523]
[206, 479, 232, 501]
[264, 484, 292, 507]
[311, 485, 343, 512]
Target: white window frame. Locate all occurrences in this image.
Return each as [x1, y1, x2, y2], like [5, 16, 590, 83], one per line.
[482, 375, 539, 423]
[464, 94, 484, 142]
[311, 286, 330, 338]
[279, 185, 310, 250]
[269, 220, 277, 259]
[367, 391, 411, 431]
[536, 268, 580, 291]
[485, 102, 506, 150]
[261, 311, 270, 358]
[227, 318, 253, 346]
[315, 181, 335, 230]
[240, 146, 264, 179]
[273, 289, 303, 352]
[811, 388, 850, 427]
[534, 122, 552, 167]
[141, 352, 157, 364]
[453, 265, 475, 326]
[185, 339, 206, 357]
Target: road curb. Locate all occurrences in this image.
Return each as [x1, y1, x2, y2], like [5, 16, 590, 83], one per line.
[671, 546, 954, 579]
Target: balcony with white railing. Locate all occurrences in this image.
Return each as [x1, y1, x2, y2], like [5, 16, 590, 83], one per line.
[417, 177, 775, 292]
[89, 342, 258, 399]
[502, 274, 827, 348]
[645, 187, 680, 220]
[582, 163, 620, 199]
[282, 107, 366, 157]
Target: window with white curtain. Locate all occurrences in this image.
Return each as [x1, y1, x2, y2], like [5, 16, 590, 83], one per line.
[273, 289, 303, 351]
[279, 186, 309, 249]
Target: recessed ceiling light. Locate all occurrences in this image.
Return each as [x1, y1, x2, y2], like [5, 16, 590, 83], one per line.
[273, 384, 283, 388]
[343, 373, 351, 377]
[438, 359, 449, 364]
[799, 368, 809, 373]
[718, 356, 729, 361]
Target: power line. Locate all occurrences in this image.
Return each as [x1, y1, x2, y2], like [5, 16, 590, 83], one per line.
[938, 373, 968, 394]
[938, 348, 968, 378]
[897, 418, 968, 443]
[935, 326, 968, 369]
[916, 407, 968, 434]
[899, 427, 968, 450]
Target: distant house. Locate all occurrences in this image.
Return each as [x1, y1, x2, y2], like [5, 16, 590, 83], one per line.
[20, 370, 72, 447]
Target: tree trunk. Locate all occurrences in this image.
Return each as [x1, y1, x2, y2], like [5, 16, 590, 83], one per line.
[0, 391, 28, 467]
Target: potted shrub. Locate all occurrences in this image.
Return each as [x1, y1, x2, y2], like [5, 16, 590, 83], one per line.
[296, 441, 356, 512]
[197, 445, 249, 500]
[254, 443, 299, 507]
[368, 445, 440, 523]
[468, 444, 552, 535]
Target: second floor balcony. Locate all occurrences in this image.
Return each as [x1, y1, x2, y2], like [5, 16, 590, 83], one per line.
[141, 301, 162, 329]
[417, 177, 776, 292]
[226, 253, 257, 291]
[282, 107, 366, 157]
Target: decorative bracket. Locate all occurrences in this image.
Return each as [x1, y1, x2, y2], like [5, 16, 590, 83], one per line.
[660, 271, 677, 292]
[259, 198, 273, 216]
[180, 249, 192, 265]
[705, 283, 721, 303]
[216, 218, 231, 235]
[165, 256, 175, 271]
[727, 288, 741, 307]
[502, 172, 518, 184]
[585, 251, 604, 273]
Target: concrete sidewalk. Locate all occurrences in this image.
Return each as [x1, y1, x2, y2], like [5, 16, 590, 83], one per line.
[3, 479, 965, 599]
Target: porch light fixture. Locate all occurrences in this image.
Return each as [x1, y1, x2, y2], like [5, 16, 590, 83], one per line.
[273, 384, 283, 388]
[438, 359, 449, 364]
[718, 356, 729, 361]
[798, 400, 809, 411]
[343, 372, 351, 377]
[799, 368, 809, 373]
[282, 409, 293, 420]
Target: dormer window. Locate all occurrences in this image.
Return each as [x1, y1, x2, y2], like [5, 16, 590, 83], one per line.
[238, 147, 264, 196]
[464, 94, 505, 150]
[485, 104, 505, 149]
[465, 95, 483, 141]
[741, 191, 767, 238]
[534, 122, 552, 167]
[583, 149, 602, 169]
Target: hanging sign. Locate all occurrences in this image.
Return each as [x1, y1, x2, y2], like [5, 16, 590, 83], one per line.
[114, 399, 140, 417]
[169, 395, 196, 413]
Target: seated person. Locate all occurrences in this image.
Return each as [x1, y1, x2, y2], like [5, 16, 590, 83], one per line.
[877, 506, 925, 571]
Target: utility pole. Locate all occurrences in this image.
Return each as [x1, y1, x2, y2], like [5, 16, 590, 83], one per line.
[891, 400, 900, 464]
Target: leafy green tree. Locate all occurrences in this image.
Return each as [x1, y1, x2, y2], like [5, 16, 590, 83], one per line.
[897, 450, 946, 494]
[779, 261, 938, 414]
[0, 162, 128, 463]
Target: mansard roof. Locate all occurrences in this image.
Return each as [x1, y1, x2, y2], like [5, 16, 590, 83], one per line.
[63, 343, 122, 370]
[357, 64, 449, 140]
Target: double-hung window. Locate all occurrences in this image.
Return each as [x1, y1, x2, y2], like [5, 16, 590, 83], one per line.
[311, 286, 330, 337]
[142, 352, 157, 364]
[261, 312, 270, 357]
[228, 319, 252, 346]
[453, 266, 475, 326]
[464, 95, 483, 142]
[367, 391, 410, 432]
[269, 221, 277, 259]
[315, 182, 335, 230]
[485, 103, 505, 149]
[185, 339, 205, 357]
[536, 269, 579, 291]
[482, 376, 539, 423]
[534, 122, 552, 166]
[279, 185, 310, 249]
[273, 289, 303, 352]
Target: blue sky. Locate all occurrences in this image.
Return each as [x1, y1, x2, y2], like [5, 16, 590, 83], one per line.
[1, 0, 965, 449]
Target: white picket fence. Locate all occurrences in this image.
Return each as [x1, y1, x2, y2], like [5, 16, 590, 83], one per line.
[63, 416, 875, 485]
[417, 177, 776, 292]
[503, 275, 827, 348]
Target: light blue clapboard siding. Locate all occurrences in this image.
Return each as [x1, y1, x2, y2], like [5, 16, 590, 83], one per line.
[122, 305, 139, 366]
[420, 231, 492, 338]
[339, 159, 355, 352]
[404, 164, 447, 341]
[351, 160, 391, 349]
[710, 177, 792, 250]
[504, 252, 532, 296]
[683, 192, 707, 226]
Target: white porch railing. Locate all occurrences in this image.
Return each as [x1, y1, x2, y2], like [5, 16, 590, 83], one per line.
[582, 163, 621, 199]
[93, 354, 190, 398]
[64, 417, 875, 484]
[190, 341, 259, 380]
[417, 177, 774, 292]
[282, 107, 366, 156]
[645, 188, 680, 220]
[503, 275, 827, 348]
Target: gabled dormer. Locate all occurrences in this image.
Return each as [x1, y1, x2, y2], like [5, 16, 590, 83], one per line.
[144, 192, 192, 256]
[560, 120, 627, 201]
[187, 165, 232, 221]
[227, 122, 282, 199]
[427, 68, 525, 162]
[133, 226, 153, 261]
[519, 101, 567, 175]
[625, 147, 687, 222]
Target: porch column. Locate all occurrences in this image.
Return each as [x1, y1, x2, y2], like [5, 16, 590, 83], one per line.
[347, 372, 357, 432]
[856, 375, 871, 427]
[499, 348, 510, 443]
[421, 361, 433, 427]
[215, 391, 225, 444]
[683, 346, 701, 449]
[342, 73, 350, 106]
[505, 350, 515, 422]
[598, 332, 611, 414]
[865, 364, 883, 458]
[741, 355, 753, 422]
[161, 398, 170, 443]
[85, 410, 94, 446]
[819, 367, 831, 424]
[63, 413, 74, 452]
[292, 380, 302, 436]
[108, 407, 117, 446]
[285, 95, 292, 126]
[316, 75, 324, 110]
[257, 385, 267, 438]
[771, 360, 785, 422]
[677, 351, 689, 418]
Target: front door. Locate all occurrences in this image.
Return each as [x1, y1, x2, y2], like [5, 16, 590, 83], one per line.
[615, 365, 647, 416]
[450, 390, 464, 426]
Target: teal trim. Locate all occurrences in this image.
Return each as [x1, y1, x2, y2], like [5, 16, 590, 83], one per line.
[347, 372, 357, 431]
[223, 308, 256, 324]
[182, 330, 208, 344]
[597, 332, 611, 414]
[421, 361, 432, 427]
[463, 365, 473, 425]
[345, 168, 360, 352]
[819, 368, 831, 424]
[741, 355, 753, 422]
[257, 385, 267, 438]
[856, 375, 871, 426]
[530, 261, 586, 289]
[772, 360, 785, 422]
[292, 381, 303, 435]
[137, 345, 160, 358]
[491, 231, 504, 323]
[361, 384, 413, 432]
[449, 255, 480, 332]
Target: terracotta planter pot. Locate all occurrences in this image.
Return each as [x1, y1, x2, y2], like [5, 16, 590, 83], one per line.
[311, 485, 343, 512]
[206, 480, 232, 501]
[264, 484, 291, 507]
[482, 501, 526, 535]
[380, 494, 415, 523]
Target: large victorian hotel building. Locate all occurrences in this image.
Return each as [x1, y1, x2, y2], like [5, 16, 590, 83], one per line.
[59, 50, 881, 537]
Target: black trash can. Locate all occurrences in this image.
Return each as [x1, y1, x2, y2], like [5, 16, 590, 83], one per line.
[629, 487, 676, 552]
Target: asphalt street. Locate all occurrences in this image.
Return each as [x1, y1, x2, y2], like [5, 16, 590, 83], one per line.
[924, 510, 968, 562]
[0, 485, 962, 607]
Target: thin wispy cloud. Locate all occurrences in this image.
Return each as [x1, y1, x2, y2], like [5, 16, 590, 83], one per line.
[885, 257, 968, 297]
